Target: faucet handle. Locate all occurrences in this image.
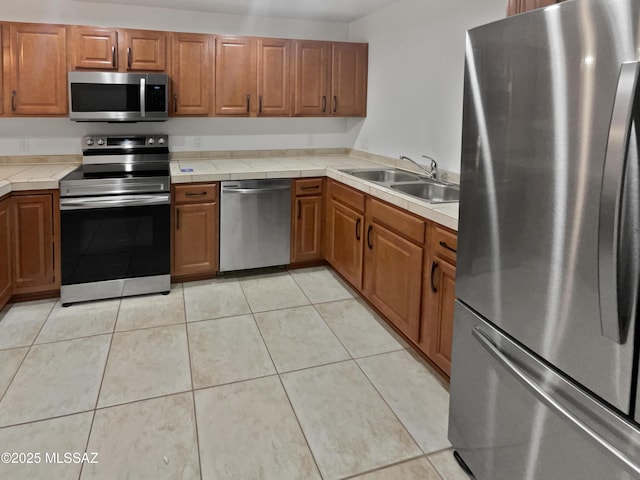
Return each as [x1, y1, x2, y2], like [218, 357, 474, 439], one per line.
[421, 154, 437, 167]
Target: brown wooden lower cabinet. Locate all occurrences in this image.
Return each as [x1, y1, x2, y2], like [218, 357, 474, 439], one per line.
[420, 256, 456, 376]
[292, 195, 323, 263]
[362, 220, 423, 341]
[11, 192, 59, 295]
[0, 197, 12, 308]
[172, 183, 219, 280]
[325, 198, 364, 290]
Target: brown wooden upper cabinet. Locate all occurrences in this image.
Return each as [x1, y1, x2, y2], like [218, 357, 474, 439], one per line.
[122, 29, 167, 71]
[171, 33, 214, 116]
[69, 26, 167, 72]
[215, 36, 291, 117]
[331, 43, 368, 116]
[215, 36, 257, 116]
[507, 0, 563, 15]
[69, 26, 118, 70]
[7, 23, 67, 115]
[257, 38, 291, 116]
[0, 24, 4, 115]
[292, 40, 367, 117]
[291, 40, 332, 116]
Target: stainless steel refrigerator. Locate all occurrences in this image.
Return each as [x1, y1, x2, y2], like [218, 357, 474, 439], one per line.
[450, 0, 640, 478]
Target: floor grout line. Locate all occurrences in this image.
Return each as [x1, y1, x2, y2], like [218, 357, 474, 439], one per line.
[78, 298, 122, 480]
[183, 283, 205, 480]
[0, 266, 456, 479]
[337, 452, 430, 480]
[0, 300, 57, 405]
[244, 273, 326, 480]
[353, 357, 426, 455]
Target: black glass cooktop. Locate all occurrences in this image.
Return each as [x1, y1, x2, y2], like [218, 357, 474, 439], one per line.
[62, 165, 170, 182]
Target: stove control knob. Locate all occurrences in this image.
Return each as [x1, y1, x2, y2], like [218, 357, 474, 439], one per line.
[97, 139, 105, 146]
[86, 139, 94, 146]
[148, 138, 155, 145]
[157, 137, 165, 145]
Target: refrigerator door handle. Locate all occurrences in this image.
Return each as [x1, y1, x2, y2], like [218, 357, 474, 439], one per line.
[472, 326, 640, 477]
[598, 61, 640, 343]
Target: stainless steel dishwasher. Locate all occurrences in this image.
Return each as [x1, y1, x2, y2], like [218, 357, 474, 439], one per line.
[219, 179, 292, 272]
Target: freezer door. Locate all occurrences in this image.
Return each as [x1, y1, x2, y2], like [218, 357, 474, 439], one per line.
[449, 301, 640, 480]
[457, 0, 639, 412]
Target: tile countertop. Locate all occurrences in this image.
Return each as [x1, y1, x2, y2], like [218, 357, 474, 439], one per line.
[0, 156, 458, 231]
[173, 155, 459, 231]
[0, 163, 79, 197]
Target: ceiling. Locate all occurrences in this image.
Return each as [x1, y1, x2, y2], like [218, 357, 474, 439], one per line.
[78, 0, 401, 23]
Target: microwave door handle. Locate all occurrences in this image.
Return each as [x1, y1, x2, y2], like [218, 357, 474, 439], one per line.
[598, 61, 640, 343]
[140, 77, 146, 118]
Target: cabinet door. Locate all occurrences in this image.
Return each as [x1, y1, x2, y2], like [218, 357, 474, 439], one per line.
[215, 36, 257, 116]
[123, 29, 166, 71]
[171, 33, 213, 116]
[292, 195, 322, 263]
[421, 257, 456, 376]
[0, 24, 4, 116]
[0, 198, 11, 307]
[331, 43, 367, 116]
[12, 194, 55, 291]
[507, 0, 560, 15]
[70, 26, 117, 70]
[363, 222, 423, 341]
[326, 199, 363, 290]
[292, 40, 331, 116]
[173, 202, 218, 277]
[9, 23, 67, 115]
[257, 38, 290, 116]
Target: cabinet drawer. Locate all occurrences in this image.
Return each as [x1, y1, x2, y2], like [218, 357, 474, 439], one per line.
[174, 184, 218, 204]
[367, 197, 425, 245]
[432, 224, 457, 264]
[295, 178, 323, 196]
[328, 179, 365, 213]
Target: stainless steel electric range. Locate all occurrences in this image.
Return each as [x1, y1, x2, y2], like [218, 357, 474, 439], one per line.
[59, 135, 171, 306]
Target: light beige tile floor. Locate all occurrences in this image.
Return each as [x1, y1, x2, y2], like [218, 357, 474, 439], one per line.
[0, 266, 469, 480]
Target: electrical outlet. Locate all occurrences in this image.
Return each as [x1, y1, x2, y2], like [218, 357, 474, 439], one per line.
[306, 134, 314, 147]
[19, 138, 30, 152]
[361, 135, 369, 150]
[194, 136, 202, 149]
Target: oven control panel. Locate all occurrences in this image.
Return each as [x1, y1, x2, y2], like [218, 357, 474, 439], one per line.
[82, 135, 169, 152]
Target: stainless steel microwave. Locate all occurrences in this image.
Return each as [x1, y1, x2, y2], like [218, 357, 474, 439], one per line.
[68, 72, 169, 122]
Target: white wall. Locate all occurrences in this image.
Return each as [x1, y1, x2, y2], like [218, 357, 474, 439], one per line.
[0, 0, 353, 156]
[348, 0, 505, 173]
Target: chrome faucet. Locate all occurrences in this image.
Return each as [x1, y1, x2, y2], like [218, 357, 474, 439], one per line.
[399, 155, 438, 179]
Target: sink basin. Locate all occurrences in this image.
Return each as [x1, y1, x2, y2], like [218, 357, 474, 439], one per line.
[344, 169, 421, 183]
[391, 182, 460, 203]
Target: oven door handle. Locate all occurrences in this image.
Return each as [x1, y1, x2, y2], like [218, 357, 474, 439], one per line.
[60, 194, 170, 210]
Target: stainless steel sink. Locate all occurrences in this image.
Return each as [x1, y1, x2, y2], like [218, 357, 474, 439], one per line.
[345, 169, 421, 183]
[339, 167, 459, 203]
[391, 182, 459, 203]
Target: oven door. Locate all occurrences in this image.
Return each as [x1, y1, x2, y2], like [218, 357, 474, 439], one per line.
[60, 194, 170, 291]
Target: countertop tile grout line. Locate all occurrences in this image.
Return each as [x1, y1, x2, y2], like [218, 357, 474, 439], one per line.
[182, 284, 205, 480]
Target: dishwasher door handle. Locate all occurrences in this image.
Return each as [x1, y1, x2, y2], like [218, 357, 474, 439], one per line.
[222, 186, 291, 194]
